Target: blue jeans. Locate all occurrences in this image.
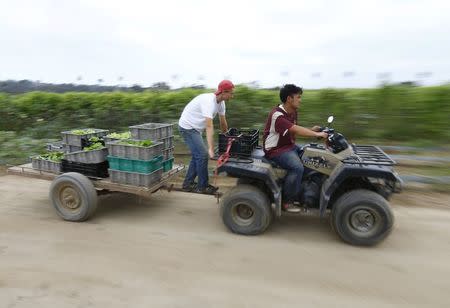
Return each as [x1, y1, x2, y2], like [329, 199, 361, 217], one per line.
[179, 127, 209, 189]
[270, 145, 304, 203]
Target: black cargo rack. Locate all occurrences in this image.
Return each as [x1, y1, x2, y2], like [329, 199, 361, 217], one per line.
[343, 145, 396, 166]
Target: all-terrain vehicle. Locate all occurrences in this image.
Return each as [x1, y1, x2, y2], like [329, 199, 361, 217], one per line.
[216, 116, 403, 246]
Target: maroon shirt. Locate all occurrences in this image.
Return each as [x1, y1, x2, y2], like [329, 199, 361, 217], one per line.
[263, 105, 297, 158]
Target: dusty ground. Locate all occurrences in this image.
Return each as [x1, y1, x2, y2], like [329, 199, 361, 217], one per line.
[1, 174, 450, 308]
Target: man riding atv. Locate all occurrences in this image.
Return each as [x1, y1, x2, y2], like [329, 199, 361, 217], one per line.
[263, 84, 327, 213]
[216, 85, 402, 246]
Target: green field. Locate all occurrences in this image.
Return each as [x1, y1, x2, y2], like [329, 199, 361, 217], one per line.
[0, 84, 449, 166]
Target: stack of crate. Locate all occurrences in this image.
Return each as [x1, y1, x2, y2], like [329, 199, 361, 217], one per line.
[60, 128, 110, 177]
[106, 138, 165, 187]
[32, 128, 109, 175]
[129, 123, 175, 173]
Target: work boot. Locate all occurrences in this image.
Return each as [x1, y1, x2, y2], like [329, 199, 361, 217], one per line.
[282, 202, 301, 213]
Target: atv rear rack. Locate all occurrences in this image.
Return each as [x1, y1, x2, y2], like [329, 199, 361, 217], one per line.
[344, 145, 396, 166]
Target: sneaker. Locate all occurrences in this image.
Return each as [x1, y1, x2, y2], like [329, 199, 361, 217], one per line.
[283, 202, 301, 213]
[194, 184, 219, 195]
[182, 182, 197, 192]
[207, 184, 219, 192]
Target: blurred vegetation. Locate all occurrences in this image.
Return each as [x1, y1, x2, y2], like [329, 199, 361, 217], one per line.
[0, 84, 449, 164]
[0, 79, 174, 93]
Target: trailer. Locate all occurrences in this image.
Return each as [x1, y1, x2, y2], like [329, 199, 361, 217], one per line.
[7, 163, 185, 222]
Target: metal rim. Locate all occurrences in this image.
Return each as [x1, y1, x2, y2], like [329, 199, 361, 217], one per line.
[57, 184, 83, 213]
[347, 205, 382, 237]
[231, 202, 255, 226]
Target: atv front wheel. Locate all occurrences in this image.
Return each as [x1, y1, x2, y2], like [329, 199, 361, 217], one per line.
[220, 184, 272, 235]
[331, 189, 394, 246]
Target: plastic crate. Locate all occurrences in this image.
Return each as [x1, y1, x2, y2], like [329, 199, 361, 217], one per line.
[106, 140, 163, 160]
[162, 147, 174, 160]
[46, 141, 64, 152]
[103, 132, 131, 144]
[64, 148, 108, 163]
[162, 157, 174, 172]
[109, 168, 163, 187]
[107, 155, 163, 173]
[30, 157, 61, 173]
[63, 144, 83, 153]
[218, 128, 259, 157]
[159, 136, 174, 149]
[61, 128, 109, 147]
[103, 136, 118, 144]
[61, 160, 109, 178]
[129, 123, 173, 141]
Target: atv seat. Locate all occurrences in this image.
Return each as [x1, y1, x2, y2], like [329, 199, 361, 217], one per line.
[261, 156, 282, 169]
[250, 147, 283, 169]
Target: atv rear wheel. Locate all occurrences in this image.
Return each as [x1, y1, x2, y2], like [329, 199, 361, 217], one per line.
[220, 184, 272, 235]
[331, 189, 394, 246]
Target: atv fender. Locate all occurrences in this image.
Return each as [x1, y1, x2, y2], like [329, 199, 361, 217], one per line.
[217, 160, 283, 216]
[319, 164, 403, 217]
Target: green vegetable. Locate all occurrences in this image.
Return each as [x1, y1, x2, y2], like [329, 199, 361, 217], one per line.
[80, 136, 106, 151]
[106, 132, 131, 139]
[71, 129, 97, 135]
[36, 151, 65, 162]
[83, 142, 105, 151]
[118, 139, 153, 147]
[89, 136, 101, 143]
[139, 140, 153, 147]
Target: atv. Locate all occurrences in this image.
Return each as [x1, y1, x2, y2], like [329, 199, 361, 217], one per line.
[216, 116, 403, 246]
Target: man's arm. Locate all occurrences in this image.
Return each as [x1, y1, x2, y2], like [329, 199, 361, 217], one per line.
[289, 125, 327, 138]
[205, 117, 215, 158]
[219, 115, 228, 133]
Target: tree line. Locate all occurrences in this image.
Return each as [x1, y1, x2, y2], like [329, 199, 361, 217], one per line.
[0, 84, 449, 144]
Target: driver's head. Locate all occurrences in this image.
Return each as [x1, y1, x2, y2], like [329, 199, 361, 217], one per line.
[280, 84, 303, 104]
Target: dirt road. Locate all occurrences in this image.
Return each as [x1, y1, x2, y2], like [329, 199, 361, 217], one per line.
[1, 174, 450, 308]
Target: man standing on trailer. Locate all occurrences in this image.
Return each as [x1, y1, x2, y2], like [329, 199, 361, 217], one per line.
[178, 80, 235, 194]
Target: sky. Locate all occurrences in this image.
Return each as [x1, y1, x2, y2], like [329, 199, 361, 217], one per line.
[0, 0, 449, 89]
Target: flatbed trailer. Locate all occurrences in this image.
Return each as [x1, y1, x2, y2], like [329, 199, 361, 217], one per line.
[7, 163, 185, 221]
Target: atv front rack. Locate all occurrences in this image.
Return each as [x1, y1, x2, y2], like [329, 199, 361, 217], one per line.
[344, 145, 396, 166]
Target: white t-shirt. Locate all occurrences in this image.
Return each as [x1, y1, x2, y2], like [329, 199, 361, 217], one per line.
[178, 93, 226, 131]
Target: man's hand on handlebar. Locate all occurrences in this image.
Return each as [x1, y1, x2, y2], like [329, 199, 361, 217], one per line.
[316, 131, 328, 139]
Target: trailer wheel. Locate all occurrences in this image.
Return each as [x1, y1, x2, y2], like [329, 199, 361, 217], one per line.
[331, 189, 394, 246]
[220, 184, 272, 235]
[49, 172, 98, 221]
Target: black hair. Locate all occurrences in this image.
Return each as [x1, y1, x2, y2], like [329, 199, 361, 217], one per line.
[279, 84, 303, 103]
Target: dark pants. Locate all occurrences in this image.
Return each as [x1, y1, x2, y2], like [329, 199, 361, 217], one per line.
[178, 127, 209, 190]
[270, 145, 305, 203]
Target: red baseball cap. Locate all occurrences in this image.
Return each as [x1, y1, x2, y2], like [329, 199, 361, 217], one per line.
[215, 80, 235, 95]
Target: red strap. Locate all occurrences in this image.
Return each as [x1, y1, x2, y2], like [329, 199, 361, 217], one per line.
[214, 137, 236, 186]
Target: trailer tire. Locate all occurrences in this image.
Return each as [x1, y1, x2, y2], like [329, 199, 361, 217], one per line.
[49, 172, 98, 221]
